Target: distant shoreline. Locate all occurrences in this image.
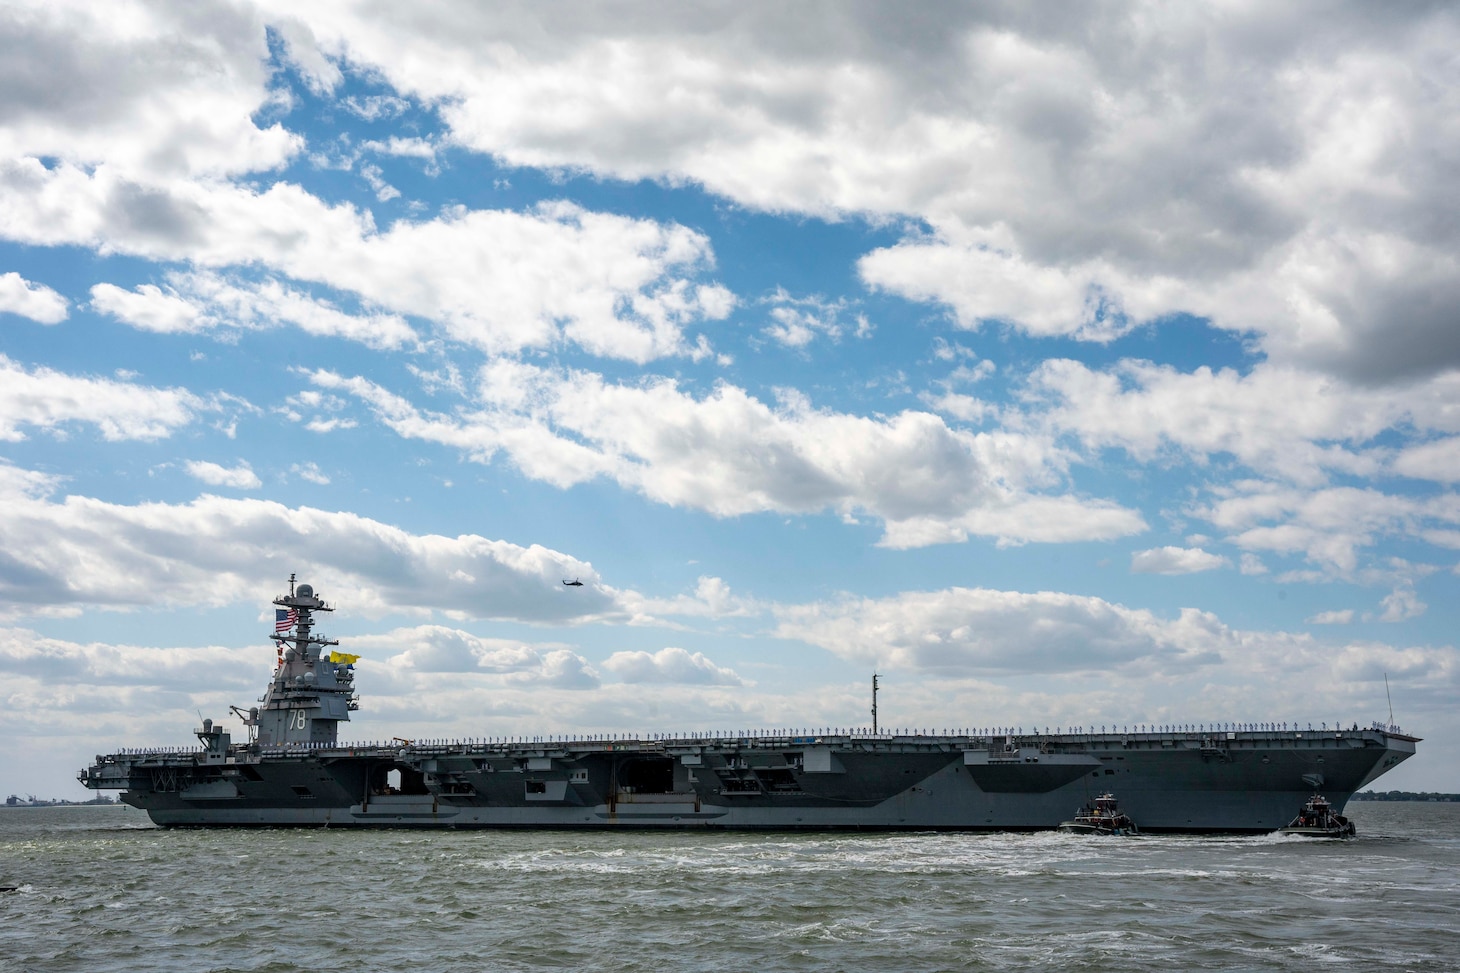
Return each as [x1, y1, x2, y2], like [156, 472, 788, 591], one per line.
[3, 796, 118, 808]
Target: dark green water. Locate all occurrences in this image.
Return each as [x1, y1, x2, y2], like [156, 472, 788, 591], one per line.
[2, 803, 1456, 972]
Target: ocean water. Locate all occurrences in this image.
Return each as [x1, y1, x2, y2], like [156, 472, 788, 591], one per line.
[2, 803, 1457, 972]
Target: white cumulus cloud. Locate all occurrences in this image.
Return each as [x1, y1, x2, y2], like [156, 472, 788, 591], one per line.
[0, 1, 300, 181]
[0, 355, 202, 442]
[602, 647, 744, 686]
[1393, 438, 1460, 484]
[0, 463, 616, 624]
[270, 3, 1460, 381]
[1130, 546, 1230, 576]
[351, 625, 597, 688]
[291, 462, 330, 485]
[1022, 359, 1458, 487]
[90, 282, 202, 333]
[0, 272, 67, 323]
[1377, 585, 1426, 623]
[313, 362, 1146, 549]
[184, 460, 261, 490]
[774, 587, 1230, 675]
[3, 164, 731, 362]
[94, 272, 418, 350]
[1199, 484, 1460, 578]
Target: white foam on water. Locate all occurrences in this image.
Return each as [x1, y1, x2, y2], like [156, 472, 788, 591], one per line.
[4, 803, 1458, 972]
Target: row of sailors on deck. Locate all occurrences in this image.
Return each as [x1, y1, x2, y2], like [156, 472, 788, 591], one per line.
[1056, 721, 1376, 735]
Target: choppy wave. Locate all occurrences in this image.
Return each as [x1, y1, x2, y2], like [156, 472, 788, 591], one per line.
[1, 802, 1455, 972]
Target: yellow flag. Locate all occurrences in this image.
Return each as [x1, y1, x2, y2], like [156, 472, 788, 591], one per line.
[329, 651, 361, 664]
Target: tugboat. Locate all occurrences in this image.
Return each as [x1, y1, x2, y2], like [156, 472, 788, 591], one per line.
[1059, 793, 1138, 835]
[1278, 794, 1356, 838]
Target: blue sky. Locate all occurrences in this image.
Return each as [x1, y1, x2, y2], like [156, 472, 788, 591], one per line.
[1, 2, 1457, 796]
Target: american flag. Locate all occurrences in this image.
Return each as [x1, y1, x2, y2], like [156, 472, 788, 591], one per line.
[274, 608, 298, 633]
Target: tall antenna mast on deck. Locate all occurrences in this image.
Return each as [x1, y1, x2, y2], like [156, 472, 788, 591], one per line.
[871, 672, 879, 734]
[1385, 672, 1393, 724]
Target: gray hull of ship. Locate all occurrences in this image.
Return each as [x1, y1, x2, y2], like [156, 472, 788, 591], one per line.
[91, 727, 1418, 833]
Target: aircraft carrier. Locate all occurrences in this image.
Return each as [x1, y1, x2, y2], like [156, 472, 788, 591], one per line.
[79, 578, 1419, 832]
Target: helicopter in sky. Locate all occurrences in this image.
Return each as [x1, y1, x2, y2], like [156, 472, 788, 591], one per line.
[562, 578, 584, 587]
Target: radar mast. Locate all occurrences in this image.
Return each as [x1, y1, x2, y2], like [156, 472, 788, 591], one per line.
[249, 574, 357, 747]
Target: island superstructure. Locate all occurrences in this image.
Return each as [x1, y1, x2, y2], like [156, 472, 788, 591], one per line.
[80, 577, 1419, 831]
